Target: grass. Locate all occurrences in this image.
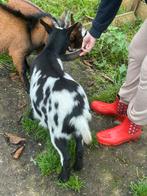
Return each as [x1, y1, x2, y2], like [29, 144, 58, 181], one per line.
[36, 140, 61, 175]
[57, 175, 85, 192]
[32, 0, 99, 22]
[130, 177, 147, 196]
[0, 53, 14, 73]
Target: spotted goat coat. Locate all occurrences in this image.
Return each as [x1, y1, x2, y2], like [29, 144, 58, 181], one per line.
[30, 21, 92, 182]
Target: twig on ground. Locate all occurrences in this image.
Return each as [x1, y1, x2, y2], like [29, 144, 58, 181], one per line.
[83, 60, 93, 68]
[100, 73, 114, 84]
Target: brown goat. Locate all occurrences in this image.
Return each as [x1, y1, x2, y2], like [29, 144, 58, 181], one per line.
[8, 0, 58, 50]
[0, 3, 55, 91]
[1, 0, 86, 91]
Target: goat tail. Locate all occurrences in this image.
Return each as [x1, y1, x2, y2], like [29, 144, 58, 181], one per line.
[70, 116, 92, 145]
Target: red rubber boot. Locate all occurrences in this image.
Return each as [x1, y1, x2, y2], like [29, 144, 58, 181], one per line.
[96, 117, 142, 146]
[90, 97, 128, 121]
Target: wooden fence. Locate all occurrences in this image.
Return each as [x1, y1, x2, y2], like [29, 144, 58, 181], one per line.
[113, 0, 147, 26]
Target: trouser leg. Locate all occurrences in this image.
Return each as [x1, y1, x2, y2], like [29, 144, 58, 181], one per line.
[119, 20, 147, 103]
[127, 55, 147, 125]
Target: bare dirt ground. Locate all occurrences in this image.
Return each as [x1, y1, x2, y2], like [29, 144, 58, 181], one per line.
[0, 60, 147, 196]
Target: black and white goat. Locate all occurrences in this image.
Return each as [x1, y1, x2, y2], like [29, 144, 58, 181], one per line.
[30, 20, 92, 182]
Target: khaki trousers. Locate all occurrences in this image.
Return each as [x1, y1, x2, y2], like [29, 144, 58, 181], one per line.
[119, 20, 147, 125]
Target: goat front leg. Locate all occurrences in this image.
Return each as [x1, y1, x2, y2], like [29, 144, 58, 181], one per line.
[22, 58, 30, 93]
[73, 134, 84, 171]
[10, 50, 30, 92]
[51, 135, 71, 182]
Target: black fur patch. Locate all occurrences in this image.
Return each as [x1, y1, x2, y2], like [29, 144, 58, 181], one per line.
[54, 113, 58, 126]
[36, 76, 46, 106]
[33, 101, 42, 117]
[49, 106, 52, 112]
[42, 106, 46, 114]
[62, 94, 84, 134]
[49, 99, 52, 105]
[53, 77, 78, 92]
[44, 87, 50, 105]
[45, 114, 48, 125]
[54, 102, 59, 109]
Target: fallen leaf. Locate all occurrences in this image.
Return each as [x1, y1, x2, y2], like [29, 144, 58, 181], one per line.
[12, 145, 25, 160]
[3, 132, 26, 145]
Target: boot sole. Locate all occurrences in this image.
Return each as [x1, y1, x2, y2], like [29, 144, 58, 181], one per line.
[97, 135, 141, 146]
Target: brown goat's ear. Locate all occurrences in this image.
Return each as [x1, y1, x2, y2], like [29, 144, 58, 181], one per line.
[67, 22, 80, 35]
[40, 19, 53, 34]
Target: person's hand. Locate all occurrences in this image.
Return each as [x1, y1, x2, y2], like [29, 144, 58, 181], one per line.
[80, 32, 96, 56]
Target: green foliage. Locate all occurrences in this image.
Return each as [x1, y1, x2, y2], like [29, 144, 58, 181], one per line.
[91, 84, 120, 103]
[120, 19, 142, 42]
[112, 64, 127, 85]
[36, 139, 76, 175]
[57, 175, 85, 192]
[36, 140, 61, 175]
[22, 113, 48, 142]
[130, 178, 147, 196]
[91, 26, 128, 67]
[32, 0, 99, 21]
[0, 0, 7, 3]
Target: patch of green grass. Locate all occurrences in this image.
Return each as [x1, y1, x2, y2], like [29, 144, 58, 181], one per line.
[90, 26, 128, 67]
[36, 138, 77, 176]
[90, 131, 99, 148]
[57, 175, 85, 193]
[120, 18, 142, 42]
[32, 0, 99, 21]
[36, 140, 61, 175]
[22, 114, 48, 142]
[0, 53, 14, 71]
[0, 53, 12, 64]
[91, 84, 120, 103]
[130, 177, 147, 196]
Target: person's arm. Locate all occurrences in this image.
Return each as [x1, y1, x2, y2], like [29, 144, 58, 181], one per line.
[80, 0, 123, 56]
[90, 0, 123, 38]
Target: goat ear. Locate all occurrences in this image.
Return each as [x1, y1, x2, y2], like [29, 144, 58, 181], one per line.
[70, 13, 75, 25]
[59, 10, 71, 28]
[40, 19, 53, 34]
[67, 22, 79, 35]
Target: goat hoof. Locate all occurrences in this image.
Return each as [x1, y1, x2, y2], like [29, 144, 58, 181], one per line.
[73, 161, 83, 171]
[58, 172, 70, 182]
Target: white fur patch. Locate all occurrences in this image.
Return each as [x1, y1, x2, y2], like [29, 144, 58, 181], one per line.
[57, 58, 63, 70]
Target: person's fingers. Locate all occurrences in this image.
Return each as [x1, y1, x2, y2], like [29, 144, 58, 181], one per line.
[79, 50, 87, 56]
[79, 47, 91, 56]
[80, 32, 96, 56]
[82, 38, 89, 49]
